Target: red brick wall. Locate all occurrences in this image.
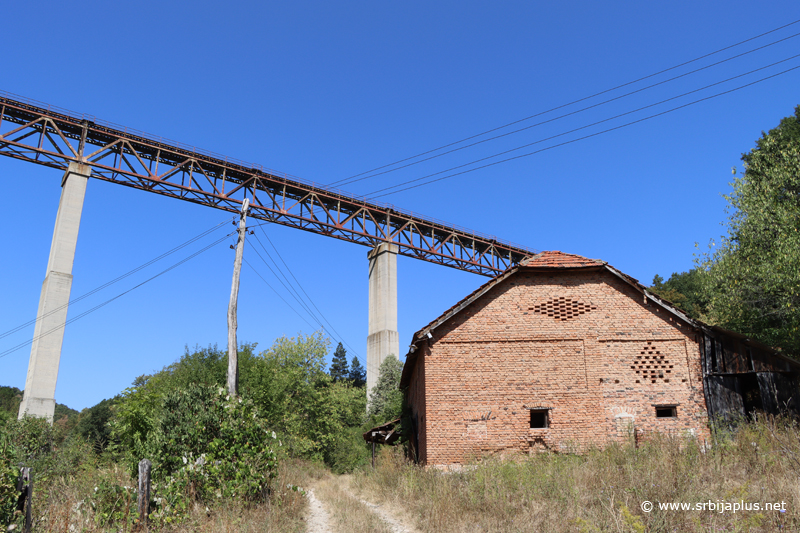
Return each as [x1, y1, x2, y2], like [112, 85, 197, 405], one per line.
[406, 268, 711, 466]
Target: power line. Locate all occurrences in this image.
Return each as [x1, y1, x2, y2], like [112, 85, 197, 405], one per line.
[245, 235, 329, 330]
[329, 17, 800, 187]
[241, 229, 384, 375]
[255, 228, 364, 360]
[368, 62, 800, 199]
[333, 30, 800, 189]
[0, 233, 233, 359]
[249, 232, 331, 331]
[241, 257, 323, 334]
[243, 244, 379, 375]
[366, 54, 800, 196]
[0, 217, 234, 342]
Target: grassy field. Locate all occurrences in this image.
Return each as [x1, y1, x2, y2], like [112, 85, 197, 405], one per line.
[6, 415, 800, 532]
[353, 416, 800, 532]
[5, 451, 321, 533]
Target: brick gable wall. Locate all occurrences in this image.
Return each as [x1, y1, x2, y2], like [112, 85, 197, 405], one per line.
[406, 268, 710, 466]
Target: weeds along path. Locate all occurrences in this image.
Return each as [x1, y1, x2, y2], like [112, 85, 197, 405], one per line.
[309, 474, 418, 533]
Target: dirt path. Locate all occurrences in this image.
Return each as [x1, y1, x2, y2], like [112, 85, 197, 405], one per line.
[355, 497, 414, 533]
[304, 488, 334, 533]
[306, 475, 418, 533]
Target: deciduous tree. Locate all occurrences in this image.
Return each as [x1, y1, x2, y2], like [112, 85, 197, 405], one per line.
[649, 269, 708, 319]
[701, 106, 800, 355]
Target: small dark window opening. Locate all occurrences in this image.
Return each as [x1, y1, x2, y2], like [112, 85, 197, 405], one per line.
[739, 374, 763, 417]
[530, 410, 549, 428]
[655, 406, 677, 418]
[710, 342, 718, 373]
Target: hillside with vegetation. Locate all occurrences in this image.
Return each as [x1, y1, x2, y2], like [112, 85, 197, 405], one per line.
[0, 385, 80, 430]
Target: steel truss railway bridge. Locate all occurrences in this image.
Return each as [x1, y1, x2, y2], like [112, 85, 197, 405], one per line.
[0, 91, 535, 419]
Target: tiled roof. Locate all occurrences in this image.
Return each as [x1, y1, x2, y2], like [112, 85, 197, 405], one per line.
[400, 249, 800, 390]
[519, 250, 604, 268]
[410, 252, 603, 344]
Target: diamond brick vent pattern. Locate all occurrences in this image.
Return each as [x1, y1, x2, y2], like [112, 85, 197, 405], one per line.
[632, 342, 673, 383]
[530, 297, 597, 321]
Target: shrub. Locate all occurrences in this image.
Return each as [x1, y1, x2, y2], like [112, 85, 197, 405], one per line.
[0, 432, 21, 531]
[137, 384, 280, 523]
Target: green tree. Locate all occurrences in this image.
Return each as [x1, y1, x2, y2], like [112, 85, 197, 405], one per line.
[110, 333, 370, 472]
[649, 269, 708, 319]
[243, 332, 366, 464]
[367, 354, 404, 422]
[329, 342, 349, 382]
[348, 356, 366, 387]
[76, 397, 117, 452]
[700, 105, 800, 354]
[109, 343, 258, 461]
[0, 387, 22, 418]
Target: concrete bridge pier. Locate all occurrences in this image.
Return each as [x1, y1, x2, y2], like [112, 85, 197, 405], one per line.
[18, 162, 90, 421]
[367, 243, 399, 401]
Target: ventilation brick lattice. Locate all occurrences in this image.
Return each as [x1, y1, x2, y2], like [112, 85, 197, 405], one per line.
[632, 342, 673, 383]
[530, 297, 597, 321]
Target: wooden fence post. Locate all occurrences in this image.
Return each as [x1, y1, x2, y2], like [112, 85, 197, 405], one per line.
[138, 459, 152, 525]
[17, 467, 32, 533]
[371, 432, 377, 468]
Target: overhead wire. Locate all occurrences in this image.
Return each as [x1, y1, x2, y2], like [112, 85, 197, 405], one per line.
[241, 256, 377, 377]
[241, 257, 323, 334]
[240, 228, 380, 375]
[328, 17, 800, 187]
[254, 229, 364, 360]
[332, 30, 800, 189]
[0, 217, 234, 342]
[244, 234, 327, 328]
[0, 232, 235, 359]
[367, 62, 800, 198]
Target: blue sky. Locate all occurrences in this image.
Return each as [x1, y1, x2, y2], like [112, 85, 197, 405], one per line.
[1, 1, 798, 410]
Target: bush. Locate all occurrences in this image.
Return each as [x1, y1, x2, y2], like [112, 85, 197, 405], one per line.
[136, 384, 280, 523]
[326, 425, 370, 474]
[0, 416, 96, 530]
[0, 431, 21, 531]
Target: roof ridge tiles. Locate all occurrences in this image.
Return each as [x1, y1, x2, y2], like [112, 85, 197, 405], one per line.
[520, 250, 604, 268]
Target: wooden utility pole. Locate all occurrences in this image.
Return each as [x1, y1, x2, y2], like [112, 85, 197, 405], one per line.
[227, 198, 249, 397]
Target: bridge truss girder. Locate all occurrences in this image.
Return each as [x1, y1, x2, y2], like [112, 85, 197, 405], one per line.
[0, 94, 535, 276]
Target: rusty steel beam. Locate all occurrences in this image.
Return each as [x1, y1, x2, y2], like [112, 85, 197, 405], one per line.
[0, 92, 535, 275]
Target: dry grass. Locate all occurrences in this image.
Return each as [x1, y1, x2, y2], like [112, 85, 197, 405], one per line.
[26, 456, 325, 532]
[354, 416, 800, 532]
[313, 473, 394, 533]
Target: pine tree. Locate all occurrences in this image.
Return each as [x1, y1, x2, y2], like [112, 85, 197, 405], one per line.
[348, 356, 366, 387]
[329, 342, 349, 382]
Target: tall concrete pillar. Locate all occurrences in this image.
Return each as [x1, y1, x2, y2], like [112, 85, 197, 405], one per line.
[19, 162, 90, 421]
[367, 243, 399, 400]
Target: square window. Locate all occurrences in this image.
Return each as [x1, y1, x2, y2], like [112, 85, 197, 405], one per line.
[655, 406, 677, 418]
[530, 410, 549, 429]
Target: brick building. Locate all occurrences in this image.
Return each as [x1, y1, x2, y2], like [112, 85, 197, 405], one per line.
[400, 251, 800, 467]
